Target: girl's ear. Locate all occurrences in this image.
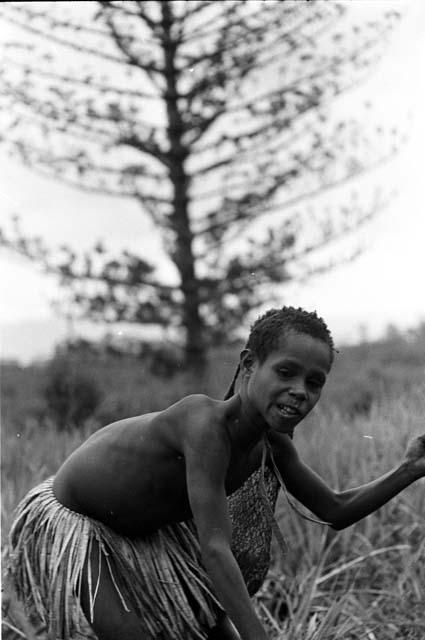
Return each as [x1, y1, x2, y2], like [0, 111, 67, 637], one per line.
[240, 349, 255, 377]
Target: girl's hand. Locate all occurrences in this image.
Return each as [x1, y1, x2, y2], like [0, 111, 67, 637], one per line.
[404, 435, 425, 480]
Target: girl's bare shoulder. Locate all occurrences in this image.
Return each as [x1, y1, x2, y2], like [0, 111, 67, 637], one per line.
[161, 393, 230, 446]
[162, 393, 225, 419]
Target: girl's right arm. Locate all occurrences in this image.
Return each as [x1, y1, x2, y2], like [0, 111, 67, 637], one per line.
[183, 414, 268, 640]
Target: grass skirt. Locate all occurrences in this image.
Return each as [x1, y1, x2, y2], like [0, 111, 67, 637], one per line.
[7, 477, 223, 640]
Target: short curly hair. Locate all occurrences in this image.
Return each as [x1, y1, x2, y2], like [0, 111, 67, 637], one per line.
[246, 306, 334, 363]
[224, 306, 335, 399]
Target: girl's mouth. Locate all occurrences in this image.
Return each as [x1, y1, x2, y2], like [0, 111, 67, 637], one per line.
[276, 403, 301, 418]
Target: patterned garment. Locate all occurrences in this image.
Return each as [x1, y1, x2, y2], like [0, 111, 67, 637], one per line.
[229, 464, 280, 596]
[229, 434, 329, 598]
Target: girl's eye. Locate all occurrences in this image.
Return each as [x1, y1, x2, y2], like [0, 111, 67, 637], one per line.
[277, 368, 292, 378]
[308, 378, 324, 391]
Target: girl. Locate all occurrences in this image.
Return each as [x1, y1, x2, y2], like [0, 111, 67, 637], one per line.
[8, 306, 425, 640]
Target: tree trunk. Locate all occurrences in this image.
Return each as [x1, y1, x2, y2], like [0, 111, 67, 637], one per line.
[161, 1, 207, 377]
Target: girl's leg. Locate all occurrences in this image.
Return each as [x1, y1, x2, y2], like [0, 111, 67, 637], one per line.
[80, 541, 148, 640]
[80, 539, 238, 640]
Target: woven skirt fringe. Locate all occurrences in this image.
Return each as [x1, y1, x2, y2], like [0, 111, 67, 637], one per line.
[7, 477, 223, 640]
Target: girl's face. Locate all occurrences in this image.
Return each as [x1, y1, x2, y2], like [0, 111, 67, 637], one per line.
[241, 331, 332, 435]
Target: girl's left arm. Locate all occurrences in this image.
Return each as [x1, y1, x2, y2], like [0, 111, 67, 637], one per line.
[270, 432, 425, 530]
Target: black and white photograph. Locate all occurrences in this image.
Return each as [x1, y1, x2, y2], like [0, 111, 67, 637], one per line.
[1, 2, 425, 639]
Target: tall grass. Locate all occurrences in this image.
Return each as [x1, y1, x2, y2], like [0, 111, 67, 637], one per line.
[2, 379, 425, 638]
[255, 384, 425, 639]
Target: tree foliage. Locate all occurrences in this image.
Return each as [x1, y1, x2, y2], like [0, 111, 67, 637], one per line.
[0, 1, 402, 369]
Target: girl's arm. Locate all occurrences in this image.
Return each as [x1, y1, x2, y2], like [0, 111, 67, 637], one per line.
[270, 432, 425, 530]
[184, 415, 268, 640]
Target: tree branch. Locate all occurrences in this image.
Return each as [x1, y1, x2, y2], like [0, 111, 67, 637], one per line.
[134, 0, 161, 31]
[178, 6, 317, 72]
[0, 228, 175, 293]
[178, 3, 292, 46]
[0, 5, 162, 73]
[4, 56, 160, 101]
[195, 149, 396, 239]
[5, 4, 112, 38]
[117, 133, 170, 167]
[184, 107, 226, 146]
[102, 6, 162, 75]
[178, 0, 217, 23]
[189, 60, 382, 166]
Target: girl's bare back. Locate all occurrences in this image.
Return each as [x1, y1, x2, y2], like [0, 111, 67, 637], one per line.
[53, 394, 261, 537]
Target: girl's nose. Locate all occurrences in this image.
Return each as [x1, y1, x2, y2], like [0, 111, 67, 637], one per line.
[289, 386, 307, 400]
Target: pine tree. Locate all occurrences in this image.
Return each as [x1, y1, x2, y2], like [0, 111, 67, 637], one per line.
[0, 1, 401, 370]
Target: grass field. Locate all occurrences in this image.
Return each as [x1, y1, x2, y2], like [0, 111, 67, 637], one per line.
[2, 339, 425, 639]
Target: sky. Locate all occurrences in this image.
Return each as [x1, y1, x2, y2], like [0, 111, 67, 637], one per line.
[1, 1, 425, 363]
